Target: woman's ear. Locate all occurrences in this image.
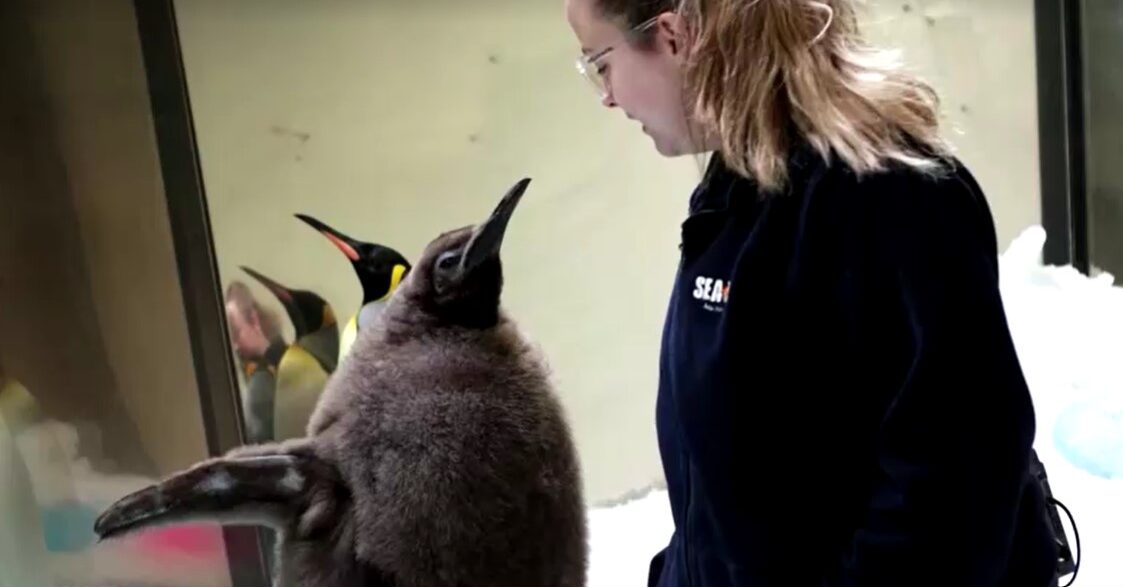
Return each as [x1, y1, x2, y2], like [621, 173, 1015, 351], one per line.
[655, 11, 689, 58]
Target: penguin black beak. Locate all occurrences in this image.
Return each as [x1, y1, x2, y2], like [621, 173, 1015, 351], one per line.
[240, 266, 327, 338]
[295, 214, 363, 263]
[241, 266, 295, 306]
[461, 178, 530, 273]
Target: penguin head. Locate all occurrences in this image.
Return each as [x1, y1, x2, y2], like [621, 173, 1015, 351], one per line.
[294, 214, 412, 305]
[395, 178, 530, 329]
[241, 266, 336, 339]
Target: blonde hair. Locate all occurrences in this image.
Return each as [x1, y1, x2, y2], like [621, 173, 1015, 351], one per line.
[599, 0, 952, 192]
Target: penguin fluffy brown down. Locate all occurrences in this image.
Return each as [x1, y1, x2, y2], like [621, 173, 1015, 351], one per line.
[93, 178, 588, 587]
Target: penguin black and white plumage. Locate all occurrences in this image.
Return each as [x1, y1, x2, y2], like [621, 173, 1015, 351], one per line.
[225, 279, 289, 444]
[239, 339, 287, 444]
[93, 178, 587, 587]
[242, 267, 339, 441]
[294, 214, 411, 366]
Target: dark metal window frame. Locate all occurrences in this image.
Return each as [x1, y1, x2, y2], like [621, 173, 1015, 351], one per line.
[1036, 0, 1091, 273]
[131, 0, 271, 585]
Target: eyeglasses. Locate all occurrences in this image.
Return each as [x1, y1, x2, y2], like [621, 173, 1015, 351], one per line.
[575, 16, 660, 99]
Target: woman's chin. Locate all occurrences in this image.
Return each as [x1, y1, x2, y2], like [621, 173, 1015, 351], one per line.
[646, 130, 677, 157]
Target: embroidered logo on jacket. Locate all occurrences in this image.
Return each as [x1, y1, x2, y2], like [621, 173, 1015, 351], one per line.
[692, 276, 731, 312]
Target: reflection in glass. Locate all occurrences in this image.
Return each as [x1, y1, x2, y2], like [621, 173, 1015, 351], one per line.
[2, 0, 235, 584]
[1, 372, 230, 586]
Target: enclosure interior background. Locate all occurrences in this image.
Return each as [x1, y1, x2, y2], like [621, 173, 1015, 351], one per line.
[175, 0, 1042, 504]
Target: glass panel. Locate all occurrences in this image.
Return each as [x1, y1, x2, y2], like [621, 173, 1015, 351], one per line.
[1082, 1, 1123, 278]
[0, 0, 236, 585]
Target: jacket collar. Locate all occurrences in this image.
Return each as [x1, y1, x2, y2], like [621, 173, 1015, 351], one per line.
[687, 142, 825, 215]
[687, 152, 744, 214]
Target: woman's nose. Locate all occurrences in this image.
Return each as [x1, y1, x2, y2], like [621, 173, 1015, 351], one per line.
[601, 92, 617, 108]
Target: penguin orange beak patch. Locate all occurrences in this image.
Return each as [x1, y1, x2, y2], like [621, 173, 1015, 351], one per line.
[321, 231, 360, 262]
[295, 214, 361, 261]
[241, 266, 294, 304]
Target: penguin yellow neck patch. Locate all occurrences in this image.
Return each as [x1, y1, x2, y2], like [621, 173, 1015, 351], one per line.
[379, 264, 408, 301]
[321, 305, 336, 327]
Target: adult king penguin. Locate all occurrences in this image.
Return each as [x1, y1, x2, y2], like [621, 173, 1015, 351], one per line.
[294, 214, 410, 365]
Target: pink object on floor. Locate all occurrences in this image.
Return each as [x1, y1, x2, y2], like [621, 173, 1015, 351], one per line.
[132, 525, 226, 559]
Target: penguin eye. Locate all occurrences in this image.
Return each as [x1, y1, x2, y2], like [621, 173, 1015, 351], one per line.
[436, 251, 461, 271]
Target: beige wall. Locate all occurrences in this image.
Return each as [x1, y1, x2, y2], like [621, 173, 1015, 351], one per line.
[174, 0, 1042, 503]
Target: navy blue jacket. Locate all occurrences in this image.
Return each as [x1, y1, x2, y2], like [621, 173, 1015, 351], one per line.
[650, 148, 1058, 587]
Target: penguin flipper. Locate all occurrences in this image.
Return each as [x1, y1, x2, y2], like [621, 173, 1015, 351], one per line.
[94, 449, 339, 541]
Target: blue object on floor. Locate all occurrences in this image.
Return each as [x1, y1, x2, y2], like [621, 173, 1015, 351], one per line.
[1054, 399, 1123, 480]
[41, 500, 99, 552]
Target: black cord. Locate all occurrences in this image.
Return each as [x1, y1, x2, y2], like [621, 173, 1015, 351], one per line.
[1050, 496, 1081, 587]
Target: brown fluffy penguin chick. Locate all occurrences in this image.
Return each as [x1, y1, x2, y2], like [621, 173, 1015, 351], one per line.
[94, 179, 586, 587]
[306, 177, 587, 587]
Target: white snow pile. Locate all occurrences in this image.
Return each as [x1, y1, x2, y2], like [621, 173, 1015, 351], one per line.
[587, 225, 1123, 587]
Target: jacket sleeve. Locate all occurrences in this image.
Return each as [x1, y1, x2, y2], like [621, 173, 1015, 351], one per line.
[830, 172, 1038, 586]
